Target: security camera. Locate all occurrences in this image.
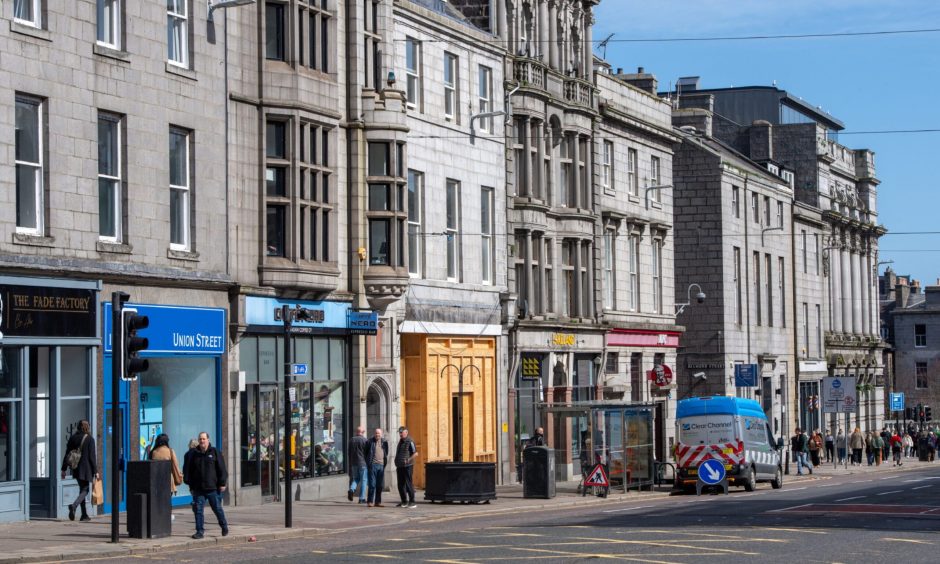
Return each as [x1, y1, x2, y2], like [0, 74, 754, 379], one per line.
[696, 291, 706, 304]
[693, 372, 707, 380]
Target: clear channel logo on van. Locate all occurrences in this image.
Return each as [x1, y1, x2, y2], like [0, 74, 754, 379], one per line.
[682, 423, 691, 431]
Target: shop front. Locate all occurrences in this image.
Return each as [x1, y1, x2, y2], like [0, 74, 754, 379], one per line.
[101, 302, 226, 513]
[236, 297, 366, 504]
[0, 276, 100, 522]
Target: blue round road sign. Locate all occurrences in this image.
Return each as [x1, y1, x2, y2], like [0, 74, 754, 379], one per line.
[698, 459, 726, 485]
[832, 379, 842, 389]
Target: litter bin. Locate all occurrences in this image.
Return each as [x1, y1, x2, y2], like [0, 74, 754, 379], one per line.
[523, 447, 555, 499]
[918, 437, 930, 461]
[126, 460, 172, 539]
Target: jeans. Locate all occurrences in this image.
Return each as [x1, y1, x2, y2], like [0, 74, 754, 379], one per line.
[397, 465, 415, 504]
[349, 465, 369, 501]
[71, 479, 90, 516]
[192, 490, 228, 535]
[796, 452, 811, 475]
[837, 447, 846, 463]
[368, 464, 385, 504]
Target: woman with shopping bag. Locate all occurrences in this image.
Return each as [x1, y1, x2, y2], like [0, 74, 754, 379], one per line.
[149, 433, 184, 518]
[60, 420, 98, 522]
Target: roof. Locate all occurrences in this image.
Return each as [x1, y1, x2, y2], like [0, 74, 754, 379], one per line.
[676, 128, 792, 190]
[676, 396, 766, 419]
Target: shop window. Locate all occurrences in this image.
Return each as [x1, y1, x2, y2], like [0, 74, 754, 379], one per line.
[29, 347, 51, 479]
[0, 348, 23, 483]
[60, 347, 92, 469]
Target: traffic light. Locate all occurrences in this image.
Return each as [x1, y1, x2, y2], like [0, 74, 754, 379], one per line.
[905, 407, 913, 421]
[122, 308, 150, 381]
[927, 406, 933, 422]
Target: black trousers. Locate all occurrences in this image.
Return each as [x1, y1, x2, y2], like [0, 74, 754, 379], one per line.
[397, 465, 415, 503]
[71, 479, 90, 514]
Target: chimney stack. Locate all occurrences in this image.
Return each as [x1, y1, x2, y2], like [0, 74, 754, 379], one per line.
[614, 67, 658, 94]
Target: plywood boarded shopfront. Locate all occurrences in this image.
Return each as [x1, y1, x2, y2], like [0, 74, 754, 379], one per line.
[401, 336, 497, 488]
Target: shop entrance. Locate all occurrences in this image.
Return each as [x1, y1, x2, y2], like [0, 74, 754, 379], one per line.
[28, 347, 52, 519]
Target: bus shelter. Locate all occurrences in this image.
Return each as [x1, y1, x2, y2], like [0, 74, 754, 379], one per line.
[540, 401, 656, 492]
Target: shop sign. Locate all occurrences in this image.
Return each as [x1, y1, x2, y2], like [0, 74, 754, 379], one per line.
[0, 284, 96, 339]
[521, 355, 541, 380]
[347, 310, 378, 335]
[104, 303, 226, 355]
[552, 333, 575, 346]
[245, 296, 351, 330]
[647, 364, 673, 386]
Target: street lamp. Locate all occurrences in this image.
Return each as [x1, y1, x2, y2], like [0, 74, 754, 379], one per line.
[645, 184, 672, 209]
[440, 363, 482, 462]
[675, 283, 706, 316]
[208, 0, 255, 22]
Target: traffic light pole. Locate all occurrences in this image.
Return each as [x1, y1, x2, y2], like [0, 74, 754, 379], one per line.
[282, 305, 293, 528]
[110, 291, 128, 544]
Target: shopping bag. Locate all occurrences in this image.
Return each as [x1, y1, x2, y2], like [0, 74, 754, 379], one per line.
[91, 478, 104, 505]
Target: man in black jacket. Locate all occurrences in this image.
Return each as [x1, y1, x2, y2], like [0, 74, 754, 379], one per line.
[183, 431, 228, 539]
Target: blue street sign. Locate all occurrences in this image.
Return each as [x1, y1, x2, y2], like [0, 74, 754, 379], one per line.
[291, 363, 308, 377]
[698, 459, 726, 486]
[734, 364, 759, 387]
[890, 392, 905, 412]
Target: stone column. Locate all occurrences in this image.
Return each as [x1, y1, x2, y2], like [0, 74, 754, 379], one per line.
[573, 240, 583, 318]
[496, 0, 507, 41]
[521, 117, 531, 197]
[851, 241, 861, 335]
[862, 248, 871, 336]
[841, 244, 851, 333]
[534, 120, 543, 199]
[539, 0, 549, 60]
[524, 230, 533, 312]
[583, 11, 593, 78]
[584, 240, 594, 319]
[538, 235, 547, 314]
[571, 134, 581, 209]
[548, 1, 558, 70]
[831, 241, 842, 333]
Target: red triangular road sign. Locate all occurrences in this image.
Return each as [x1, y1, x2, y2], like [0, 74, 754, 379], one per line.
[584, 463, 609, 487]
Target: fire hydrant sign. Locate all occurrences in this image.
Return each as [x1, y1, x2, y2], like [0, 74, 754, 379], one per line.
[822, 376, 857, 413]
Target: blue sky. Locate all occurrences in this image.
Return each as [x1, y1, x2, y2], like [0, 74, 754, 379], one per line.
[594, 0, 940, 289]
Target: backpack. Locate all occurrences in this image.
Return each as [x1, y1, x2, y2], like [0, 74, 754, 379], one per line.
[66, 434, 87, 471]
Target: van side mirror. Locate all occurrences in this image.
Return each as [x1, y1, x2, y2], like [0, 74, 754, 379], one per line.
[776, 437, 785, 449]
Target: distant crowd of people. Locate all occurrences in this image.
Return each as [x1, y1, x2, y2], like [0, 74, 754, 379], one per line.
[791, 426, 938, 474]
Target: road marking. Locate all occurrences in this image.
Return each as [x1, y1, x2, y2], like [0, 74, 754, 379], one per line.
[763, 527, 827, 534]
[882, 538, 933, 545]
[913, 485, 932, 490]
[877, 490, 903, 496]
[603, 505, 655, 513]
[785, 487, 807, 491]
[768, 503, 812, 513]
[835, 496, 865, 501]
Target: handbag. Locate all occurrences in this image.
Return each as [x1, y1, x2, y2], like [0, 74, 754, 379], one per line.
[91, 478, 103, 505]
[66, 434, 87, 471]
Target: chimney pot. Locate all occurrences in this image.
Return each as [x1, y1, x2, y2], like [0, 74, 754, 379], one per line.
[616, 67, 622, 74]
[637, 66, 644, 73]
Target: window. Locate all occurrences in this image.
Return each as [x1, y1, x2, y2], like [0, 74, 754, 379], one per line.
[603, 230, 615, 309]
[763, 196, 771, 226]
[649, 156, 661, 203]
[98, 114, 122, 241]
[733, 247, 742, 324]
[15, 95, 44, 235]
[363, 0, 381, 88]
[630, 353, 642, 402]
[544, 237, 554, 313]
[601, 141, 613, 192]
[558, 133, 571, 205]
[915, 324, 927, 347]
[652, 239, 662, 313]
[169, 128, 191, 250]
[751, 193, 759, 223]
[813, 234, 820, 275]
[778, 257, 786, 327]
[916, 362, 928, 389]
[628, 234, 639, 311]
[561, 240, 575, 317]
[97, 0, 121, 49]
[478, 65, 492, 133]
[299, 121, 334, 262]
[367, 142, 406, 268]
[481, 187, 494, 285]
[753, 252, 762, 325]
[405, 37, 421, 108]
[13, 0, 40, 27]
[627, 148, 638, 196]
[444, 52, 458, 120]
[802, 303, 809, 355]
[299, 0, 332, 72]
[801, 230, 807, 273]
[407, 170, 423, 276]
[731, 186, 740, 218]
[445, 180, 461, 280]
[815, 304, 822, 357]
[265, 120, 289, 257]
[777, 201, 784, 228]
[167, 0, 189, 67]
[265, 2, 285, 61]
[765, 254, 773, 326]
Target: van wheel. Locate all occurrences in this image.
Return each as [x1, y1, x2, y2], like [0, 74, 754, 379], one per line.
[771, 466, 783, 489]
[743, 466, 757, 492]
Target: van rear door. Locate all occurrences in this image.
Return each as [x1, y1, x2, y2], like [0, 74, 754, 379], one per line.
[676, 415, 737, 469]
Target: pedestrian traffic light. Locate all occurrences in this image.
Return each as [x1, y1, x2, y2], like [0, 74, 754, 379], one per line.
[926, 406, 933, 422]
[122, 308, 150, 381]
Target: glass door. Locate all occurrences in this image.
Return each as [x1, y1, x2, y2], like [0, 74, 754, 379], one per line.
[29, 347, 52, 518]
[258, 386, 279, 501]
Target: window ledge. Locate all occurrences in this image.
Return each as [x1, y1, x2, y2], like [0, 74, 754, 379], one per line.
[93, 43, 131, 63]
[627, 195, 640, 204]
[168, 248, 200, 262]
[166, 62, 197, 81]
[10, 20, 51, 42]
[13, 232, 55, 247]
[97, 241, 133, 254]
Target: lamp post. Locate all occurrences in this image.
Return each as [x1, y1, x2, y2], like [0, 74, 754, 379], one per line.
[208, 0, 255, 22]
[644, 184, 672, 209]
[440, 363, 482, 462]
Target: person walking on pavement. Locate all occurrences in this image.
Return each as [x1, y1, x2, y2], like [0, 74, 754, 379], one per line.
[865, 431, 875, 466]
[149, 433, 184, 520]
[850, 427, 865, 466]
[347, 426, 369, 504]
[60, 419, 98, 522]
[183, 431, 229, 539]
[527, 427, 546, 447]
[929, 432, 938, 462]
[836, 429, 847, 465]
[824, 430, 835, 463]
[903, 431, 914, 459]
[880, 429, 891, 463]
[809, 430, 823, 468]
[791, 428, 811, 475]
[395, 426, 418, 508]
[889, 430, 903, 466]
[366, 428, 389, 508]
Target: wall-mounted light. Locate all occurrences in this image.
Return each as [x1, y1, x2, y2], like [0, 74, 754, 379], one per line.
[208, 0, 255, 23]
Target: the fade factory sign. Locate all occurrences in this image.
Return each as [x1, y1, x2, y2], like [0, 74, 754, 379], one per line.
[0, 284, 97, 339]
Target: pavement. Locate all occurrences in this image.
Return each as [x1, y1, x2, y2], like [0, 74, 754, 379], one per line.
[0, 455, 934, 563]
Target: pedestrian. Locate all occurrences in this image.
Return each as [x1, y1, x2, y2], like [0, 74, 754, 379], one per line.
[929, 432, 938, 462]
[791, 428, 811, 476]
[824, 429, 835, 463]
[395, 426, 418, 508]
[865, 431, 875, 466]
[366, 428, 389, 508]
[347, 426, 369, 504]
[903, 431, 914, 458]
[183, 431, 228, 539]
[835, 429, 847, 465]
[880, 428, 891, 463]
[527, 427, 546, 447]
[849, 427, 865, 465]
[60, 419, 98, 522]
[149, 433, 184, 519]
[889, 430, 903, 467]
[808, 430, 822, 467]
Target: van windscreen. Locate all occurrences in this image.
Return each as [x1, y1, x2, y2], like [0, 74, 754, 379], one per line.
[678, 415, 735, 445]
